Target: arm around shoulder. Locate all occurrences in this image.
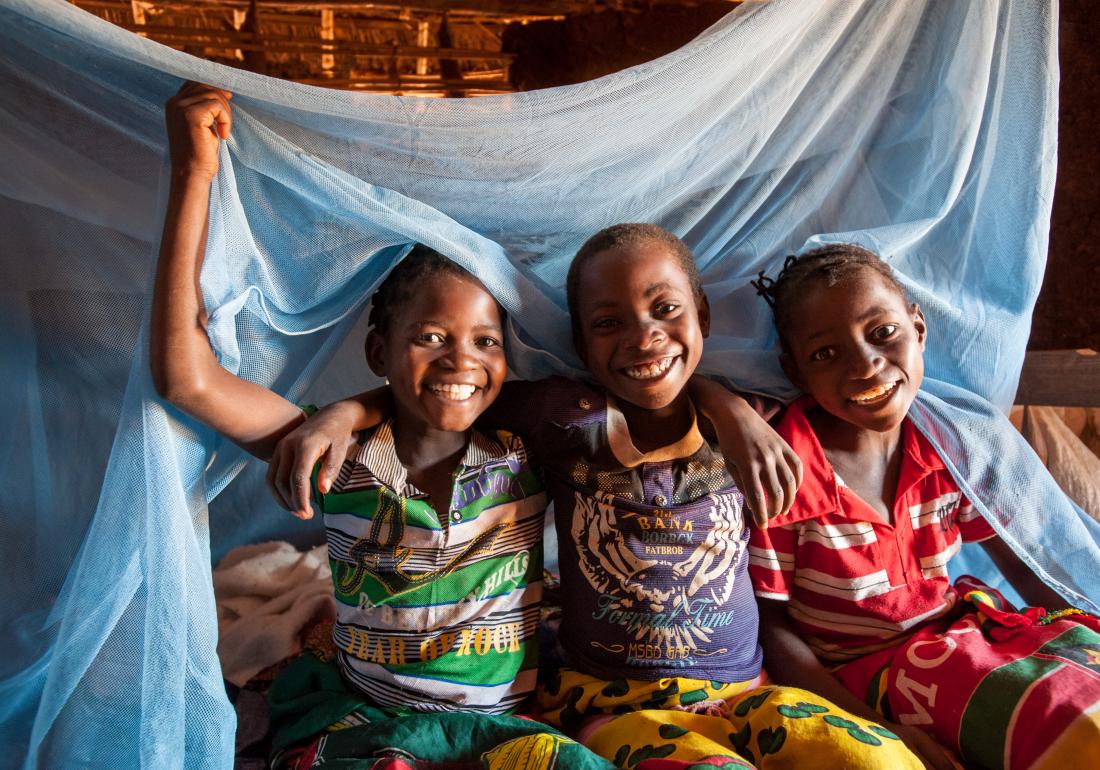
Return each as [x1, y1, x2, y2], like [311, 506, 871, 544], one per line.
[688, 376, 803, 523]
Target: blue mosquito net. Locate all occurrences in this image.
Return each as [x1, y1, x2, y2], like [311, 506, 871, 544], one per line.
[1, 0, 1095, 766]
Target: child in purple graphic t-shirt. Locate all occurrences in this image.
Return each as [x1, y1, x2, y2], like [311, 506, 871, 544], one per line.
[271, 225, 921, 769]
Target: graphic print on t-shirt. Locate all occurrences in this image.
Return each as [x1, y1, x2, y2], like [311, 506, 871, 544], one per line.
[333, 490, 512, 599]
[572, 488, 746, 665]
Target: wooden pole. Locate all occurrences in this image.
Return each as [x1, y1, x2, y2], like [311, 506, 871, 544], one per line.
[320, 7, 335, 76]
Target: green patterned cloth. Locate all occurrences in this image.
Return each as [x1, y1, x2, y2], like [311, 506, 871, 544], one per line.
[269, 653, 615, 770]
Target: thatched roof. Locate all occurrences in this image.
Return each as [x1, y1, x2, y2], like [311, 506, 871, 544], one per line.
[71, 0, 737, 96]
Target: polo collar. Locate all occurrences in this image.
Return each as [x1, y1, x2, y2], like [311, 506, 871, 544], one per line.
[356, 420, 509, 497]
[769, 396, 944, 527]
[606, 394, 705, 468]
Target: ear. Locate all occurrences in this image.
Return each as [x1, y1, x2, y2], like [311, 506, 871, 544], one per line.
[365, 329, 387, 377]
[697, 292, 711, 338]
[910, 303, 927, 350]
[779, 352, 803, 390]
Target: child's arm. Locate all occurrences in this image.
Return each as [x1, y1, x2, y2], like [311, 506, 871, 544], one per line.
[266, 388, 393, 513]
[267, 379, 545, 517]
[150, 84, 305, 480]
[980, 536, 1068, 610]
[689, 376, 802, 524]
[758, 600, 959, 770]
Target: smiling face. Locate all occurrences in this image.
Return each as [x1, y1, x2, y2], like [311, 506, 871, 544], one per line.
[781, 270, 926, 434]
[572, 241, 710, 412]
[367, 272, 507, 435]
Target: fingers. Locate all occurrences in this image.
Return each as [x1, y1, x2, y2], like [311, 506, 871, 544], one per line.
[292, 459, 315, 519]
[775, 456, 799, 517]
[265, 440, 318, 521]
[786, 446, 804, 490]
[319, 440, 346, 495]
[746, 474, 770, 529]
[175, 90, 233, 138]
[168, 82, 234, 140]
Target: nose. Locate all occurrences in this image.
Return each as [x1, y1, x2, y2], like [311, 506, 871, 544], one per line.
[848, 342, 886, 380]
[627, 319, 666, 351]
[441, 339, 478, 371]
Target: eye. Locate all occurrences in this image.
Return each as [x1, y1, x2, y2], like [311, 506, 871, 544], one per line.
[592, 317, 619, 330]
[476, 335, 502, 349]
[810, 347, 835, 362]
[654, 302, 680, 317]
[871, 324, 898, 341]
[417, 332, 445, 345]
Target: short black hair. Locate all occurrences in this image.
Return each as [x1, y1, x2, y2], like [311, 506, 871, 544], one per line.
[751, 243, 908, 353]
[566, 223, 702, 337]
[368, 244, 500, 334]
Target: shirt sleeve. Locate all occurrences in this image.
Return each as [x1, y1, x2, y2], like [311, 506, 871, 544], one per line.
[478, 380, 549, 447]
[957, 494, 998, 543]
[748, 522, 798, 601]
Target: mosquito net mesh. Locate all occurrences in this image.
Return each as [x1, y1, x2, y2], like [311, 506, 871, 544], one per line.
[1, 0, 1094, 766]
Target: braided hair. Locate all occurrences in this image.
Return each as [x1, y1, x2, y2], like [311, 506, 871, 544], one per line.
[566, 223, 703, 338]
[751, 244, 907, 353]
[367, 244, 502, 335]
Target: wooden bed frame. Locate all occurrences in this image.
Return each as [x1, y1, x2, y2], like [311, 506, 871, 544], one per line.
[1015, 349, 1100, 407]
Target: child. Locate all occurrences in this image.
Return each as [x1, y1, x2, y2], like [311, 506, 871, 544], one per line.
[152, 83, 613, 770]
[749, 244, 1100, 770]
[273, 225, 922, 769]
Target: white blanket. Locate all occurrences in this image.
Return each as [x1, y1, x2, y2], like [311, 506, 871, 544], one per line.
[214, 542, 333, 687]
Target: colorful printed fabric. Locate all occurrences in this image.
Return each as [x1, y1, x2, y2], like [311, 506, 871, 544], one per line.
[834, 579, 1100, 770]
[483, 378, 762, 684]
[538, 668, 760, 732]
[269, 651, 616, 770]
[316, 419, 546, 713]
[749, 397, 997, 662]
[537, 670, 920, 769]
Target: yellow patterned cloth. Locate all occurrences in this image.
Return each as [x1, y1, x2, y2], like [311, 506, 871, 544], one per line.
[539, 669, 921, 769]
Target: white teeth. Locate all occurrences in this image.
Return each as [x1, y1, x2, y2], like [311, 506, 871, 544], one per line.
[623, 357, 675, 380]
[429, 383, 477, 401]
[850, 382, 898, 403]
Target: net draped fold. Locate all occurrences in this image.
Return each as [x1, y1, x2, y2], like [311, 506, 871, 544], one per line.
[0, 0, 1093, 767]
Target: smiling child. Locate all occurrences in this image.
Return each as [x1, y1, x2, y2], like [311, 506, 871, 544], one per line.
[274, 225, 922, 769]
[151, 83, 617, 770]
[749, 244, 1100, 770]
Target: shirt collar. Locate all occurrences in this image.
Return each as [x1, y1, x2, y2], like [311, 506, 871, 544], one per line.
[770, 397, 842, 526]
[355, 420, 510, 497]
[769, 396, 943, 527]
[605, 394, 705, 468]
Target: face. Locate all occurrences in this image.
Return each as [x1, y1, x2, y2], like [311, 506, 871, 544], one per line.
[573, 242, 710, 411]
[367, 272, 507, 435]
[781, 270, 926, 434]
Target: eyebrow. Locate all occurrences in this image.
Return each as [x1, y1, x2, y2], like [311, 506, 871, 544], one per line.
[804, 306, 895, 342]
[587, 281, 678, 310]
[412, 320, 502, 332]
[643, 281, 674, 297]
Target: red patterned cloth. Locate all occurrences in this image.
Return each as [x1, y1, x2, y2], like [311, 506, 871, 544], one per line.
[835, 579, 1100, 770]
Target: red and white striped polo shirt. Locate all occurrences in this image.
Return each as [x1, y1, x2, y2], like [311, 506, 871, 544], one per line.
[749, 398, 996, 663]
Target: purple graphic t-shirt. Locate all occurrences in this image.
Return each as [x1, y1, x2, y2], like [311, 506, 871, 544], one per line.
[483, 378, 762, 683]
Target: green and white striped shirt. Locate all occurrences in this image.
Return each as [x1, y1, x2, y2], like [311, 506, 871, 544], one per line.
[318, 420, 545, 713]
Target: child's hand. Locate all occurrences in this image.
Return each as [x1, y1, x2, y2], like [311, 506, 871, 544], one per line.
[891, 723, 963, 770]
[265, 403, 362, 520]
[165, 82, 233, 181]
[716, 407, 803, 525]
[689, 377, 802, 524]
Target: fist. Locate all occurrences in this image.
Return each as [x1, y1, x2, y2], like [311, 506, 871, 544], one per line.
[165, 81, 233, 181]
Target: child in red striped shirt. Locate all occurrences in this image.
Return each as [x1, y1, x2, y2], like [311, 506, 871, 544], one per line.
[749, 244, 1098, 770]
